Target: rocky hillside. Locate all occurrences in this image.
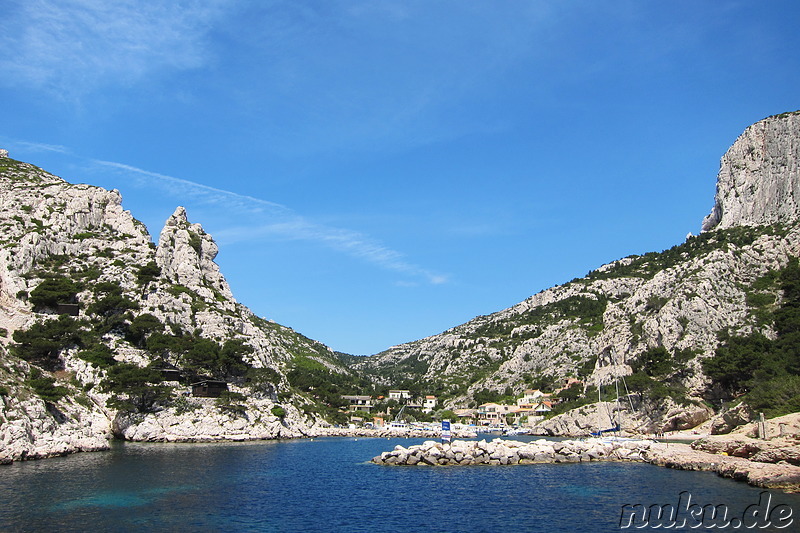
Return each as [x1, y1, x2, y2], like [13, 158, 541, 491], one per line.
[355, 111, 800, 432]
[0, 152, 355, 462]
[3, 111, 799, 460]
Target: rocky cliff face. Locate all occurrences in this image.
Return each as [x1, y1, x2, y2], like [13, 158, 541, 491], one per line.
[703, 111, 800, 231]
[3, 110, 800, 458]
[0, 153, 347, 462]
[357, 111, 800, 433]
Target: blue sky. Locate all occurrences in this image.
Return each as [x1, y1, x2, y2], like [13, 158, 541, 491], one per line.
[1, 1, 799, 355]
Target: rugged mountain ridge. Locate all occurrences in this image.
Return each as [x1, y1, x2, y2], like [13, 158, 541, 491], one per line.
[0, 154, 351, 462]
[356, 111, 800, 433]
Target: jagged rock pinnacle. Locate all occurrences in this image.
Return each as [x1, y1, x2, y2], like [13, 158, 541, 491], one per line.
[155, 206, 235, 302]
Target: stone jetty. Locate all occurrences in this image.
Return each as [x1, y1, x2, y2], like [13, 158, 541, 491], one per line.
[372, 436, 800, 492]
[372, 437, 653, 466]
[314, 426, 477, 440]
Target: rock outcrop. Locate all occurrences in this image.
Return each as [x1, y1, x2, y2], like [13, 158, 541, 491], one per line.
[155, 206, 235, 304]
[0, 386, 111, 463]
[709, 402, 756, 435]
[111, 394, 306, 442]
[0, 153, 349, 462]
[531, 400, 713, 436]
[703, 111, 800, 231]
[643, 441, 800, 492]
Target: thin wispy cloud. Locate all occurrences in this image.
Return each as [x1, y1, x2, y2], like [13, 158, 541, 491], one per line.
[11, 141, 71, 155]
[93, 160, 291, 218]
[0, 0, 231, 96]
[91, 159, 448, 285]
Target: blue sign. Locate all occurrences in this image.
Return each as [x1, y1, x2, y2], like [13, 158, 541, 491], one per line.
[441, 419, 451, 443]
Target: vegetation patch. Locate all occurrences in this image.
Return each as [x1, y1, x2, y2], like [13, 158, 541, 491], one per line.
[25, 368, 69, 404]
[101, 363, 170, 413]
[136, 261, 161, 286]
[583, 225, 786, 282]
[469, 294, 607, 340]
[625, 347, 695, 405]
[11, 315, 85, 371]
[704, 257, 800, 417]
[29, 276, 78, 311]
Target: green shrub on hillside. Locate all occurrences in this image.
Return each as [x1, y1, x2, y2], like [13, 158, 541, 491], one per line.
[136, 261, 161, 286]
[29, 276, 78, 311]
[87, 284, 138, 318]
[549, 384, 599, 415]
[216, 390, 248, 416]
[76, 344, 117, 368]
[101, 363, 169, 413]
[745, 375, 800, 418]
[12, 315, 84, 371]
[188, 232, 202, 254]
[125, 313, 164, 348]
[704, 257, 800, 413]
[470, 294, 607, 339]
[25, 368, 68, 403]
[584, 225, 786, 282]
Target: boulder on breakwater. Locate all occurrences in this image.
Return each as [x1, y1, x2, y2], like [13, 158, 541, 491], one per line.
[372, 437, 654, 466]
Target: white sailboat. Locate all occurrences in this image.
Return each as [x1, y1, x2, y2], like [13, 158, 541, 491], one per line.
[591, 347, 639, 441]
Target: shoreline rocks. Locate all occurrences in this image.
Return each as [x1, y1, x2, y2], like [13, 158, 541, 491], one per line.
[371, 436, 800, 492]
[371, 437, 653, 466]
[643, 442, 800, 492]
[0, 393, 113, 464]
[310, 427, 477, 440]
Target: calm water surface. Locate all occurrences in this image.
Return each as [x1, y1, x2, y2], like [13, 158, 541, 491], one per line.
[2, 436, 799, 532]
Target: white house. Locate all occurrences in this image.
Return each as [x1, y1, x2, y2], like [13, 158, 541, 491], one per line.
[423, 395, 437, 413]
[388, 390, 412, 401]
[517, 389, 546, 407]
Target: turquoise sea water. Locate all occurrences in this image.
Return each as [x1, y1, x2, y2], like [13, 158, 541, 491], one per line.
[2, 436, 800, 532]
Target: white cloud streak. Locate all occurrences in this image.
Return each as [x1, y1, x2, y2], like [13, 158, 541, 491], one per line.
[10, 141, 72, 155]
[93, 159, 290, 217]
[91, 159, 448, 285]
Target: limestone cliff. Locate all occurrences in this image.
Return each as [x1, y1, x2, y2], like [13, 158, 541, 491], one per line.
[4, 110, 800, 457]
[357, 111, 800, 433]
[703, 111, 800, 231]
[0, 153, 348, 462]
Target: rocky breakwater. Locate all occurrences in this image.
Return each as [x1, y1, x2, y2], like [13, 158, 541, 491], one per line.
[315, 427, 477, 439]
[372, 437, 654, 466]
